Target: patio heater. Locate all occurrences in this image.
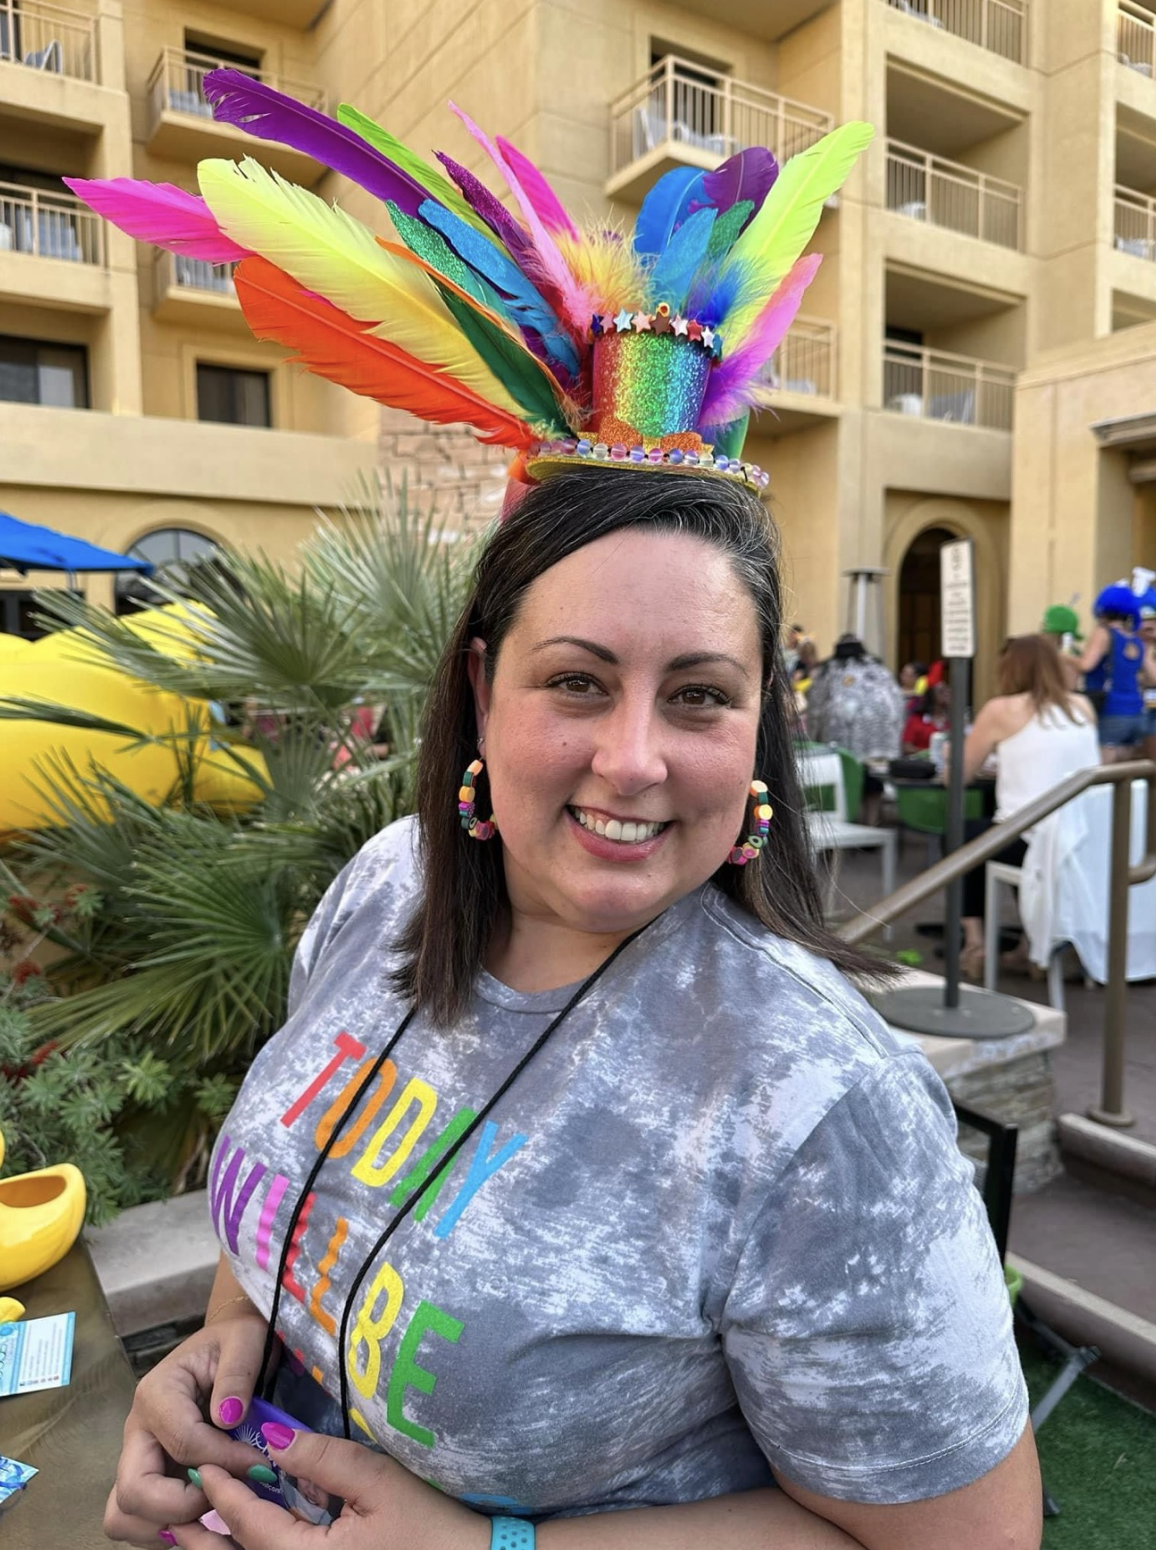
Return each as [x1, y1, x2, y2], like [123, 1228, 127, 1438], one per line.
[843, 566, 887, 657]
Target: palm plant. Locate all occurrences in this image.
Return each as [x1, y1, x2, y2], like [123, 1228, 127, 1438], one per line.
[0, 476, 478, 1215]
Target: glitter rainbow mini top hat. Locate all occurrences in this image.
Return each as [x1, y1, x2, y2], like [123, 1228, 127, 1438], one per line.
[69, 79, 871, 500]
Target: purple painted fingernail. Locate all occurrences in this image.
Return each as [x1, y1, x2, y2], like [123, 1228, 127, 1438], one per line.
[158, 1534, 177, 1546]
[217, 1396, 244, 1427]
[260, 1420, 295, 1452]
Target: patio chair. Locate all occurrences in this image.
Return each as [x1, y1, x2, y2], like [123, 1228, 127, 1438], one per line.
[799, 749, 896, 937]
[957, 1100, 1099, 1519]
[24, 40, 62, 72]
[983, 861, 1066, 1011]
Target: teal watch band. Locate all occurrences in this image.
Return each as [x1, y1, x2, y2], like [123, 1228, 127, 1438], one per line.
[490, 1518, 534, 1548]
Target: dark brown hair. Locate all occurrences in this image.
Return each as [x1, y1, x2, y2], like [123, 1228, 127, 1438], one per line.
[999, 634, 1082, 721]
[394, 467, 890, 1022]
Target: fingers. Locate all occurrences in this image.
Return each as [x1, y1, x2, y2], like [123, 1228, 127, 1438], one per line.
[106, 1418, 205, 1532]
[136, 1337, 266, 1476]
[208, 1314, 271, 1432]
[195, 1467, 318, 1550]
[261, 1424, 396, 1512]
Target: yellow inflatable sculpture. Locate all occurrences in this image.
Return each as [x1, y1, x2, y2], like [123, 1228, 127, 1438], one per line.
[0, 605, 267, 834]
[0, 1124, 86, 1293]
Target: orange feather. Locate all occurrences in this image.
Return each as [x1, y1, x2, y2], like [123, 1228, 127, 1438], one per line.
[232, 255, 534, 448]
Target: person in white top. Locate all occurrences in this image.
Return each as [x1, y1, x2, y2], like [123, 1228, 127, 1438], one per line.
[957, 635, 1102, 978]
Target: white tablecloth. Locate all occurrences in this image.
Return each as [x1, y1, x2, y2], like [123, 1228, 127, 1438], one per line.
[1018, 781, 1156, 983]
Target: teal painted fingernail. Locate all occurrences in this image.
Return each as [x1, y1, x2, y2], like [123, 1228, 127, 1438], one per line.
[187, 1467, 202, 1489]
[248, 1464, 277, 1486]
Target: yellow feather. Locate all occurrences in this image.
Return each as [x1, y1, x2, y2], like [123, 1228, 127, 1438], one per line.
[556, 226, 647, 317]
[196, 157, 527, 418]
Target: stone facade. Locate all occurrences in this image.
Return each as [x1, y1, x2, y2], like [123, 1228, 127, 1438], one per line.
[377, 409, 512, 529]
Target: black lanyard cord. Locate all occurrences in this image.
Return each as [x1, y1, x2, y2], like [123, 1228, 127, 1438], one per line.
[333, 919, 654, 1438]
[258, 1007, 418, 1395]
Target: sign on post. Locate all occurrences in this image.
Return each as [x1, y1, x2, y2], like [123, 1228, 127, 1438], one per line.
[940, 539, 975, 659]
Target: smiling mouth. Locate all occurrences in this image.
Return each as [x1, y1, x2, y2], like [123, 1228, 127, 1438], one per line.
[569, 806, 669, 844]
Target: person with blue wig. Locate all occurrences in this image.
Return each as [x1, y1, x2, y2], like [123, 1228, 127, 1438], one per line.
[1079, 583, 1147, 759]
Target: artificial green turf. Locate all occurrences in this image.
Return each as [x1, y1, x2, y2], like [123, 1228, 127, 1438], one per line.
[1020, 1343, 1156, 1548]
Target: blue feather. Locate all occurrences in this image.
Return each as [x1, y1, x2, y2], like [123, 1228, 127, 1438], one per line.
[646, 207, 717, 311]
[419, 199, 579, 375]
[685, 260, 743, 328]
[634, 167, 704, 258]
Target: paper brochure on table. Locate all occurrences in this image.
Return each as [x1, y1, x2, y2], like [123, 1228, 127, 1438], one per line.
[0, 1313, 75, 1397]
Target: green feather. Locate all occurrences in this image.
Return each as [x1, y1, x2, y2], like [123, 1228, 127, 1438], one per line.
[387, 202, 491, 302]
[719, 122, 874, 352]
[338, 104, 495, 241]
[706, 201, 753, 261]
[435, 284, 567, 433]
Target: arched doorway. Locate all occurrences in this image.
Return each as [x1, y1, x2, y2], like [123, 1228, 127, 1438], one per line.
[897, 525, 955, 672]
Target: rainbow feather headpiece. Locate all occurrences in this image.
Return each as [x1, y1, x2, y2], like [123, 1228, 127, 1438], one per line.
[68, 74, 872, 497]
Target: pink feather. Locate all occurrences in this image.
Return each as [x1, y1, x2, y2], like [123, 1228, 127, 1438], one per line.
[63, 177, 251, 263]
[699, 255, 821, 425]
[448, 103, 587, 336]
[493, 135, 579, 239]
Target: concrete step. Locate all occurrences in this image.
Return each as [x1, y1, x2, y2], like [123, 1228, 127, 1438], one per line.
[1057, 1112, 1156, 1205]
[85, 1189, 216, 1336]
[1010, 1253, 1156, 1388]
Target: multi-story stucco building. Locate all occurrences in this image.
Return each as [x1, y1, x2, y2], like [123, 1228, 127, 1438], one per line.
[2, 0, 1155, 699]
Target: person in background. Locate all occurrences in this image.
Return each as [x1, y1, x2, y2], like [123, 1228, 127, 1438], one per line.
[791, 638, 818, 699]
[1140, 591, 1156, 762]
[1079, 584, 1146, 760]
[903, 680, 951, 754]
[805, 634, 905, 822]
[783, 622, 805, 679]
[1039, 604, 1083, 691]
[898, 661, 928, 714]
[955, 635, 1100, 979]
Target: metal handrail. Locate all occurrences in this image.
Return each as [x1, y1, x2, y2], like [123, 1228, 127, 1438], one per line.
[886, 137, 1022, 250]
[838, 759, 1156, 1126]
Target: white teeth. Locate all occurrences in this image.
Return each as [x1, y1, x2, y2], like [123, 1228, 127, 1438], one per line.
[573, 808, 663, 843]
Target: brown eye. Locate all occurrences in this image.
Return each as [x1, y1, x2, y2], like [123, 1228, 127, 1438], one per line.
[672, 684, 729, 708]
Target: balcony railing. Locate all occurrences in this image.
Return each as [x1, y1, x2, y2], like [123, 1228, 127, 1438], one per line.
[1114, 184, 1156, 261]
[886, 139, 1022, 250]
[885, 0, 1029, 65]
[610, 55, 831, 176]
[759, 317, 837, 399]
[0, 181, 104, 265]
[1119, 2, 1156, 77]
[148, 47, 326, 127]
[157, 248, 238, 295]
[883, 344, 1015, 430]
[0, 0, 96, 82]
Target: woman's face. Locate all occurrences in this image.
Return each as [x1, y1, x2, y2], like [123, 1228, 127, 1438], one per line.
[470, 530, 765, 942]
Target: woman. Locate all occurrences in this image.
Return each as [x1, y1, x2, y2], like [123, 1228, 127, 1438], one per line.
[1079, 585, 1146, 760]
[901, 682, 950, 755]
[804, 637, 905, 823]
[80, 86, 1038, 1550]
[957, 634, 1100, 978]
[102, 473, 1040, 1550]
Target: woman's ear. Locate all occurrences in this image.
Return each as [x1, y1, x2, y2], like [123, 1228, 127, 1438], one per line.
[467, 638, 491, 744]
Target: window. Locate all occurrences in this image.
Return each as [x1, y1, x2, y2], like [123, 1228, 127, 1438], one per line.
[0, 591, 48, 640]
[184, 33, 262, 73]
[115, 527, 219, 614]
[196, 363, 271, 427]
[0, 335, 88, 407]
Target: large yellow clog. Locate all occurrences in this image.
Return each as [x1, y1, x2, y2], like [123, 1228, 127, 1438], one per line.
[0, 1126, 87, 1292]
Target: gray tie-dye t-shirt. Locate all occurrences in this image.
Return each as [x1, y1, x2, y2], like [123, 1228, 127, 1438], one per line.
[210, 816, 1027, 1518]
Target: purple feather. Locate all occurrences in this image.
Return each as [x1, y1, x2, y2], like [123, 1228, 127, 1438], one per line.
[436, 152, 531, 260]
[201, 70, 432, 214]
[699, 254, 820, 425]
[701, 148, 778, 217]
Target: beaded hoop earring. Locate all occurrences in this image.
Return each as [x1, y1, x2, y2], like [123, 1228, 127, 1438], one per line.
[728, 779, 773, 865]
[458, 757, 497, 841]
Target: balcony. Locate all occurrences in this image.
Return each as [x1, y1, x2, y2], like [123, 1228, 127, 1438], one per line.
[608, 55, 831, 204]
[146, 48, 326, 182]
[883, 343, 1014, 430]
[0, 0, 96, 83]
[0, 181, 104, 264]
[761, 318, 837, 399]
[885, 0, 1029, 66]
[1119, 2, 1156, 78]
[1114, 184, 1156, 262]
[152, 249, 246, 332]
[886, 140, 1022, 250]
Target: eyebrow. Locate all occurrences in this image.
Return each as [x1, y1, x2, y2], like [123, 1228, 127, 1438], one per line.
[531, 636, 750, 678]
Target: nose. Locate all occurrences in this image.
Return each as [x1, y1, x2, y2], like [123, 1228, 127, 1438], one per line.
[589, 692, 668, 795]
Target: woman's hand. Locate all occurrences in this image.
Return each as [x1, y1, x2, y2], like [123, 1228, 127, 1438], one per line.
[103, 1309, 271, 1546]
[167, 1428, 491, 1550]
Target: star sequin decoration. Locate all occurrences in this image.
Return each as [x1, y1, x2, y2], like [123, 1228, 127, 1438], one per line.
[701, 326, 715, 350]
[687, 320, 703, 342]
[614, 309, 634, 333]
[632, 312, 653, 332]
[653, 312, 672, 334]
[671, 315, 689, 337]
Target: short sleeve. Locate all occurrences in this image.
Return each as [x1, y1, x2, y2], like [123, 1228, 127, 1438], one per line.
[722, 1053, 1028, 1504]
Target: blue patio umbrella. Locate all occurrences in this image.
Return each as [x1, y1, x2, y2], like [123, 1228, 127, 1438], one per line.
[0, 511, 154, 577]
